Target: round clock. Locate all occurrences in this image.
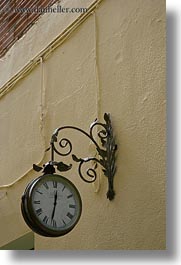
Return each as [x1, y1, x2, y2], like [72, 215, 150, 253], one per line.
[21, 174, 82, 237]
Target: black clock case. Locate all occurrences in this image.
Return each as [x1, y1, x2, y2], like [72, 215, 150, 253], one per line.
[21, 174, 82, 237]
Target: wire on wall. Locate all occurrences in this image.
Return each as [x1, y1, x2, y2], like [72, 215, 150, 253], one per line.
[0, 0, 104, 99]
[0, 58, 46, 193]
[0, 0, 104, 194]
[91, 11, 101, 194]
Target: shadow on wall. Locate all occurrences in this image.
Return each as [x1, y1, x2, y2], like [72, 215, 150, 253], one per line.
[6, 11, 177, 258]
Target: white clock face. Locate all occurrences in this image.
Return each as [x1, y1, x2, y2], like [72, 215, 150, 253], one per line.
[29, 175, 82, 233]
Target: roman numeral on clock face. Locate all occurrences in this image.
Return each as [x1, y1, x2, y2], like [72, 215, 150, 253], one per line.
[33, 200, 40, 204]
[43, 183, 49, 189]
[36, 208, 42, 216]
[53, 181, 57, 188]
[69, 204, 76, 209]
[43, 216, 49, 224]
[36, 189, 43, 195]
[62, 219, 66, 226]
[67, 194, 73, 199]
[52, 220, 57, 228]
[67, 212, 74, 220]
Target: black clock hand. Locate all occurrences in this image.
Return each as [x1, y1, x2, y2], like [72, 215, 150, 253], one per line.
[51, 191, 57, 221]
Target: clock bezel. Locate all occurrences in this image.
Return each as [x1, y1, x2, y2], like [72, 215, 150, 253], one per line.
[21, 174, 82, 237]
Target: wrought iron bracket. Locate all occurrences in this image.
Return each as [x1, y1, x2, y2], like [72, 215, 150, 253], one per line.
[33, 113, 117, 200]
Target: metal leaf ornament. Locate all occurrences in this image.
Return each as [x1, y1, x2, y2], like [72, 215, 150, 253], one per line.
[55, 162, 72, 172]
[33, 164, 43, 172]
[33, 161, 72, 175]
[96, 113, 117, 200]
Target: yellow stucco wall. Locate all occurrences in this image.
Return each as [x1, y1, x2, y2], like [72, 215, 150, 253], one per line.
[0, 0, 166, 250]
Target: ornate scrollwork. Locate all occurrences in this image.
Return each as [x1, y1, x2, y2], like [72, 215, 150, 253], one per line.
[33, 113, 117, 200]
[72, 155, 100, 183]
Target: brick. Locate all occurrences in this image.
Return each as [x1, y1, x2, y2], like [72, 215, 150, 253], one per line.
[0, 0, 57, 57]
[0, 0, 9, 10]
[0, 29, 15, 50]
[0, 13, 21, 36]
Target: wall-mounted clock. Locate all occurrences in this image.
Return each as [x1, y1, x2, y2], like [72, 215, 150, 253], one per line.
[21, 113, 117, 237]
[21, 174, 82, 237]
